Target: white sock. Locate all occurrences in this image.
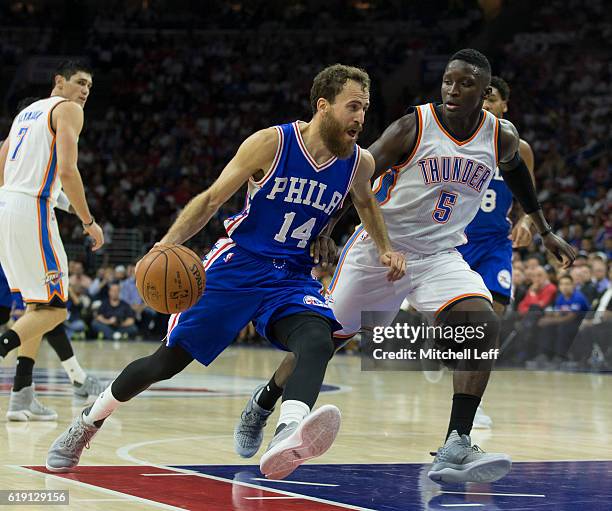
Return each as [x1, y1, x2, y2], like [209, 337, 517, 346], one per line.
[61, 356, 87, 384]
[276, 400, 310, 429]
[83, 383, 119, 425]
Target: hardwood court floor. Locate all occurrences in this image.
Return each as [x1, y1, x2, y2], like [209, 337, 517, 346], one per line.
[1, 341, 610, 510]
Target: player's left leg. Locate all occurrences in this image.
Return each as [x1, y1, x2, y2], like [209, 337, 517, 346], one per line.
[6, 334, 58, 421]
[259, 312, 339, 479]
[406, 250, 511, 483]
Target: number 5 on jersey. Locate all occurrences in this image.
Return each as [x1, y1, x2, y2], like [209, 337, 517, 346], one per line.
[274, 212, 316, 248]
[432, 190, 457, 224]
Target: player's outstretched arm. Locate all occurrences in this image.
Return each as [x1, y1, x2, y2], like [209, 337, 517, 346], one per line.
[350, 149, 405, 282]
[498, 119, 575, 268]
[55, 101, 104, 251]
[510, 138, 536, 247]
[160, 127, 278, 245]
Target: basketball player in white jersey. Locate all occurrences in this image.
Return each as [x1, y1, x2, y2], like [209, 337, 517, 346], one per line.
[235, 49, 575, 484]
[0, 61, 105, 418]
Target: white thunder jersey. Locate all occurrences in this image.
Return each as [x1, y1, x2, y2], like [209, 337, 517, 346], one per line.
[372, 103, 499, 254]
[0, 96, 71, 302]
[3, 96, 69, 206]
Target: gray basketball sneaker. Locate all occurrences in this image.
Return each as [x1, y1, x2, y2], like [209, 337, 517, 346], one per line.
[46, 412, 100, 472]
[428, 430, 511, 483]
[6, 386, 58, 421]
[260, 404, 341, 480]
[73, 375, 107, 399]
[234, 384, 273, 458]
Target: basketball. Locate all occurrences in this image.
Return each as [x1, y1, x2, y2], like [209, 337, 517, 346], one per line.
[135, 244, 206, 314]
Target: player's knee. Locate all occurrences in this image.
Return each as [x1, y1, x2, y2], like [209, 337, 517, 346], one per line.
[289, 318, 335, 361]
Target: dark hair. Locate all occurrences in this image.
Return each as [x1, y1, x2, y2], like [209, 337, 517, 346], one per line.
[15, 96, 40, 114]
[559, 275, 574, 283]
[490, 76, 510, 101]
[449, 49, 491, 80]
[310, 64, 370, 115]
[52, 60, 93, 87]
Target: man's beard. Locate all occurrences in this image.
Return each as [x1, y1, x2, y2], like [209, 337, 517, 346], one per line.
[320, 111, 356, 159]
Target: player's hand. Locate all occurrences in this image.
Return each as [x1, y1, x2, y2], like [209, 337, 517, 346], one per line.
[380, 251, 406, 282]
[310, 235, 337, 268]
[542, 232, 576, 269]
[511, 217, 533, 248]
[84, 221, 105, 251]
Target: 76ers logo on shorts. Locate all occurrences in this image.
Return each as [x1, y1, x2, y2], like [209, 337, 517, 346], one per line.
[497, 269, 511, 289]
[303, 295, 329, 308]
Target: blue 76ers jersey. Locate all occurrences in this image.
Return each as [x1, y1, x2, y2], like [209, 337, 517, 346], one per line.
[464, 166, 513, 239]
[224, 121, 361, 271]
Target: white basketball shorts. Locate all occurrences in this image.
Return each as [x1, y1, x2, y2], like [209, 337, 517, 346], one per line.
[0, 190, 68, 303]
[327, 227, 491, 337]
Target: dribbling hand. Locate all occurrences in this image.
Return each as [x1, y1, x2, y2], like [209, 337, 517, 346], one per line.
[542, 232, 576, 269]
[380, 251, 406, 282]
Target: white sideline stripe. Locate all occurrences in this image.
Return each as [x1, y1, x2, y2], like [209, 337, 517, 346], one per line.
[244, 496, 302, 500]
[141, 473, 195, 476]
[116, 437, 378, 511]
[442, 491, 546, 498]
[441, 505, 484, 508]
[73, 498, 139, 502]
[251, 477, 339, 487]
[6, 465, 185, 511]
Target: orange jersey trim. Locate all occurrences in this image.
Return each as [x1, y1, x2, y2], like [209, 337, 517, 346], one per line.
[435, 293, 492, 318]
[429, 103, 486, 146]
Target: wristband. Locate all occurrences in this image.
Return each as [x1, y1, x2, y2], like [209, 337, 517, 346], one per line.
[82, 216, 95, 227]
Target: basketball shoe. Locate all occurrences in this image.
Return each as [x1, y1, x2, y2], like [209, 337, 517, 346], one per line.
[428, 430, 511, 483]
[260, 404, 341, 480]
[6, 385, 57, 421]
[73, 374, 107, 400]
[46, 411, 99, 472]
[234, 384, 273, 458]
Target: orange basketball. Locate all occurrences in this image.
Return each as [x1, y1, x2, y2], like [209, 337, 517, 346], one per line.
[135, 244, 206, 314]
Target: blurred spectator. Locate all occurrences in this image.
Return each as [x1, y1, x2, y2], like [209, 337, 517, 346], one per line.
[69, 261, 92, 295]
[89, 266, 115, 301]
[570, 265, 599, 305]
[120, 264, 158, 337]
[64, 285, 88, 340]
[518, 266, 558, 315]
[92, 283, 138, 340]
[591, 259, 610, 297]
[536, 275, 589, 363]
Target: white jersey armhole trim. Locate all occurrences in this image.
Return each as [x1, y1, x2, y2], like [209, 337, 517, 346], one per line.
[340, 145, 362, 208]
[249, 126, 284, 188]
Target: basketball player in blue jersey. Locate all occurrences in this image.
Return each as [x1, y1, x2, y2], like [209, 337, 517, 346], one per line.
[458, 76, 536, 429]
[236, 49, 575, 484]
[47, 64, 406, 479]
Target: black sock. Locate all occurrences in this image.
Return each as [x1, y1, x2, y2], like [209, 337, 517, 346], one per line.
[0, 329, 21, 358]
[446, 393, 481, 439]
[256, 374, 283, 411]
[14, 356, 35, 392]
[45, 324, 74, 361]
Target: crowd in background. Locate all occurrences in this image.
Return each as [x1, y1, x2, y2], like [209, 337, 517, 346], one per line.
[0, 1, 609, 366]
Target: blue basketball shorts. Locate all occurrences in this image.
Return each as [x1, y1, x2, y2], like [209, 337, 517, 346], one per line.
[458, 236, 513, 302]
[165, 238, 340, 366]
[0, 265, 12, 309]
